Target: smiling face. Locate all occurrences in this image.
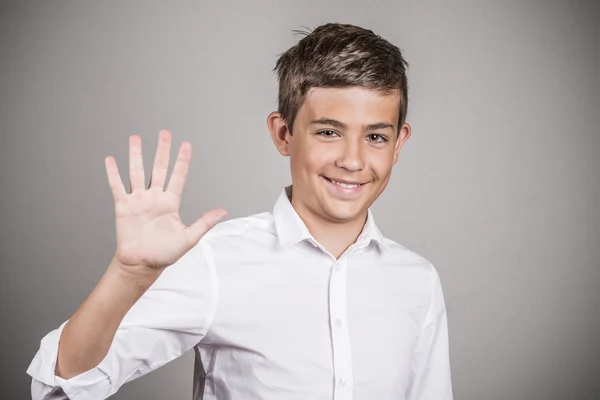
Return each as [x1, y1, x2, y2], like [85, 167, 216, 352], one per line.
[268, 86, 411, 226]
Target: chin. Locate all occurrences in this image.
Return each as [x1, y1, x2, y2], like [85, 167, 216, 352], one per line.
[321, 203, 366, 222]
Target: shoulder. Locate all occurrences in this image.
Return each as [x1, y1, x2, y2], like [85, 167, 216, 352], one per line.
[380, 237, 441, 283]
[380, 238, 447, 311]
[200, 210, 276, 246]
[382, 237, 434, 267]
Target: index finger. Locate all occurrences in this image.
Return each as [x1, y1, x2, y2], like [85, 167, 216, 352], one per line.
[166, 141, 192, 199]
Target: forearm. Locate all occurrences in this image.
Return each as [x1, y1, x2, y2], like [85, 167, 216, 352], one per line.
[55, 256, 161, 379]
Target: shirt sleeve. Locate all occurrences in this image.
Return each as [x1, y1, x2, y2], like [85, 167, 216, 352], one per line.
[26, 238, 219, 400]
[406, 264, 453, 400]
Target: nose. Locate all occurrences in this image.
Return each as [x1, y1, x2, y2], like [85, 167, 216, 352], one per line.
[335, 139, 365, 172]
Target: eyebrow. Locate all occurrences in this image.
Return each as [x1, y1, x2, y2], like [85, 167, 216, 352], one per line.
[310, 118, 395, 131]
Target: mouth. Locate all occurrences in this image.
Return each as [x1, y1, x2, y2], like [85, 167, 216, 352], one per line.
[322, 176, 366, 188]
[321, 175, 368, 198]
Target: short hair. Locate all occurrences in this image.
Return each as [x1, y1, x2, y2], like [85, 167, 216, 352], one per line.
[274, 23, 409, 135]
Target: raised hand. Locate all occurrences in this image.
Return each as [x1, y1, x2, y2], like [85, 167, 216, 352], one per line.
[104, 129, 227, 272]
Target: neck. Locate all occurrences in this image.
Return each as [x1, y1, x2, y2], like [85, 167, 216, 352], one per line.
[291, 196, 367, 259]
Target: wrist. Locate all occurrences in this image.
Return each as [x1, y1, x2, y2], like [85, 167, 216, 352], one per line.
[107, 255, 162, 293]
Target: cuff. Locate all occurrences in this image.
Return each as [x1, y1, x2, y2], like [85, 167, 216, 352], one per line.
[26, 322, 113, 400]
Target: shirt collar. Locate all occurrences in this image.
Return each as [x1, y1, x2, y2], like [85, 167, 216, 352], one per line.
[272, 185, 390, 252]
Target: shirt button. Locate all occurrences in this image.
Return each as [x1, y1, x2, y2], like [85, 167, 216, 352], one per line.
[339, 378, 347, 387]
[334, 263, 341, 271]
[335, 318, 342, 327]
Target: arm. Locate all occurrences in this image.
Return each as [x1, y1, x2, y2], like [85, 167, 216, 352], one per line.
[406, 265, 453, 400]
[56, 255, 162, 380]
[27, 238, 219, 400]
[26, 130, 225, 399]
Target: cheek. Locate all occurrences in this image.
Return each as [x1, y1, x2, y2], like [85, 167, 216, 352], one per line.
[293, 142, 337, 171]
[312, 145, 338, 164]
[368, 151, 395, 178]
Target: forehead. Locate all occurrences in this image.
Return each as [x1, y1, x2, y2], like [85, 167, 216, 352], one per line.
[298, 87, 400, 126]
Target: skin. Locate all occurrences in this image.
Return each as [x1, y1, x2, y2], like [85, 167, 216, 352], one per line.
[268, 86, 411, 258]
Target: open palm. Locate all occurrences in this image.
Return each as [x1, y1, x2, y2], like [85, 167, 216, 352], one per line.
[104, 129, 227, 272]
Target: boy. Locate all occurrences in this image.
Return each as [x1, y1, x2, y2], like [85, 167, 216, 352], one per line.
[28, 23, 453, 399]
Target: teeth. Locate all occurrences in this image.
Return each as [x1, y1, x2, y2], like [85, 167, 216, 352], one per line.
[330, 178, 360, 189]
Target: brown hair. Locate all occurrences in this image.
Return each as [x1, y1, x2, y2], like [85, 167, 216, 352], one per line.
[274, 23, 409, 135]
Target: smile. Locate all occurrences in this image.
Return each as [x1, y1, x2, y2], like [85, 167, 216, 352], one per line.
[321, 176, 368, 198]
[324, 177, 364, 188]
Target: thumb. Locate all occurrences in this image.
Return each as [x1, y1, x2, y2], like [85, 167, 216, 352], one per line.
[186, 208, 228, 246]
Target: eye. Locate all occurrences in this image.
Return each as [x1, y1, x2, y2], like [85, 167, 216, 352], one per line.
[367, 134, 388, 144]
[316, 130, 340, 138]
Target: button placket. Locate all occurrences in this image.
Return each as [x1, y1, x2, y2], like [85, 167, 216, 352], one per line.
[328, 257, 354, 399]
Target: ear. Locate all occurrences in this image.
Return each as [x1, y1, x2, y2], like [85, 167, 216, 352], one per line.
[267, 111, 292, 156]
[392, 122, 411, 165]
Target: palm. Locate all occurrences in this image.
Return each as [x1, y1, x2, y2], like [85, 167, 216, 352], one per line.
[104, 129, 227, 272]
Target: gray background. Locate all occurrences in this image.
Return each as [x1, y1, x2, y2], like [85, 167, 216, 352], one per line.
[1, 0, 599, 399]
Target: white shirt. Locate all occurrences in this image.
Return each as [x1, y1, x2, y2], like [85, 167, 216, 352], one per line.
[27, 186, 453, 400]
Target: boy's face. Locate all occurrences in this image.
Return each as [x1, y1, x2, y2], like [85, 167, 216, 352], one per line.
[268, 86, 411, 225]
